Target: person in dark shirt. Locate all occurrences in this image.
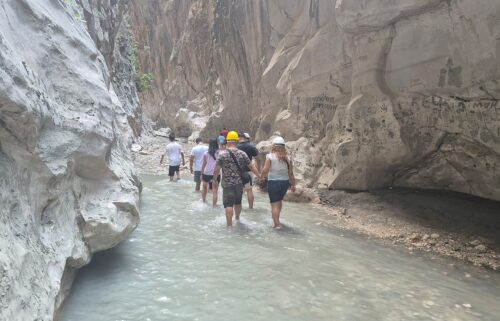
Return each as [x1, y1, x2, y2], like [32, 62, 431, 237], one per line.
[237, 132, 259, 209]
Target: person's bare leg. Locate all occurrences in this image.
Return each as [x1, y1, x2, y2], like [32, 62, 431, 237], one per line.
[212, 186, 218, 207]
[247, 189, 254, 209]
[176, 171, 181, 181]
[169, 176, 174, 182]
[234, 204, 242, 221]
[225, 207, 233, 227]
[195, 180, 201, 191]
[271, 201, 282, 228]
[202, 182, 208, 202]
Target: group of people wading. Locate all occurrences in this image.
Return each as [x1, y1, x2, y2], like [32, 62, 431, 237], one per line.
[160, 129, 296, 228]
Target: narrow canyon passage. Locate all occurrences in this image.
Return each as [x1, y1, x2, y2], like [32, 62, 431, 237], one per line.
[62, 175, 500, 321]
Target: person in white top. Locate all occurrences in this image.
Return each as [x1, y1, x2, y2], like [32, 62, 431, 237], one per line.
[160, 133, 185, 181]
[261, 136, 296, 229]
[190, 137, 208, 191]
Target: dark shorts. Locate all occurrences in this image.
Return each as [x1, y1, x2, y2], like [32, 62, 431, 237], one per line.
[202, 174, 214, 183]
[202, 174, 220, 189]
[194, 171, 202, 183]
[267, 180, 289, 203]
[222, 184, 243, 208]
[168, 165, 180, 177]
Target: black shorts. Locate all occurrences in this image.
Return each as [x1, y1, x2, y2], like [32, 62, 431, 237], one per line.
[222, 184, 243, 208]
[203, 174, 221, 189]
[202, 174, 214, 183]
[168, 165, 180, 177]
[267, 180, 289, 203]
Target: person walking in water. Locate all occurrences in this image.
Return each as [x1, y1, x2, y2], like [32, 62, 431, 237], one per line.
[213, 131, 260, 227]
[190, 137, 208, 191]
[261, 136, 296, 229]
[237, 132, 258, 209]
[160, 133, 185, 181]
[201, 138, 220, 206]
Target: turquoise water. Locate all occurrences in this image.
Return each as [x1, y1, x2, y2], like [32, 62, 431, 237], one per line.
[62, 175, 500, 321]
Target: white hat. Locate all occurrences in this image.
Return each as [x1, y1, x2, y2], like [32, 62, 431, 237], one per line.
[272, 136, 285, 145]
[243, 132, 250, 139]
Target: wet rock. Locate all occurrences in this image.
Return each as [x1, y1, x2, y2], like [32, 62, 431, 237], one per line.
[409, 233, 422, 242]
[131, 144, 143, 152]
[422, 234, 430, 241]
[153, 128, 172, 137]
[431, 233, 440, 239]
[475, 244, 487, 253]
[284, 187, 319, 203]
[0, 1, 140, 320]
[470, 239, 481, 246]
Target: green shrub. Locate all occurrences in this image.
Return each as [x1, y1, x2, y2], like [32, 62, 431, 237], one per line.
[135, 73, 154, 92]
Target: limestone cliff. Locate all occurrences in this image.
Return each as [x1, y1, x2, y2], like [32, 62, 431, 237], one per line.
[0, 0, 140, 320]
[130, 0, 500, 201]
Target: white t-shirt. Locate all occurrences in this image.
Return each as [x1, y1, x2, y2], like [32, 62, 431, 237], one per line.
[191, 144, 208, 171]
[164, 142, 183, 166]
[267, 153, 290, 181]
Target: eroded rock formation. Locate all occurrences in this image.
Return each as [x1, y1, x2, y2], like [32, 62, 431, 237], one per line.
[130, 0, 500, 201]
[0, 0, 140, 320]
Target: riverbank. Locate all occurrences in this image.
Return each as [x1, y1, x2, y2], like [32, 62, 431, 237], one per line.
[316, 189, 500, 270]
[132, 135, 500, 270]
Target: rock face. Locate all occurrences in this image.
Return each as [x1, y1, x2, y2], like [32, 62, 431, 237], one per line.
[130, 0, 500, 201]
[0, 1, 140, 320]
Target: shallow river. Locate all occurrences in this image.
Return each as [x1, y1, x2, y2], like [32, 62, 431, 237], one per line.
[62, 175, 500, 321]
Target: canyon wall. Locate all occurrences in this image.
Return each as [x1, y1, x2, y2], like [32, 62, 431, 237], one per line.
[0, 0, 140, 320]
[130, 0, 500, 201]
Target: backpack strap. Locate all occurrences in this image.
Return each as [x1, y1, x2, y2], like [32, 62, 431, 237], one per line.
[227, 150, 243, 175]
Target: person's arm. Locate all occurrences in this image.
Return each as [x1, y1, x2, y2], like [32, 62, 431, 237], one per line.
[213, 165, 221, 188]
[288, 158, 296, 193]
[255, 153, 262, 171]
[189, 155, 194, 174]
[201, 154, 207, 174]
[249, 163, 260, 180]
[181, 151, 185, 166]
[160, 154, 164, 165]
[261, 158, 271, 178]
[213, 155, 224, 187]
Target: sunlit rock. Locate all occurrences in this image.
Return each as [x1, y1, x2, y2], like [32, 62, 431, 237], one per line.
[130, 0, 500, 201]
[0, 1, 140, 320]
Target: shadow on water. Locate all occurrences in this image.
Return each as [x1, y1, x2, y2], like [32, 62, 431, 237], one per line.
[72, 245, 130, 285]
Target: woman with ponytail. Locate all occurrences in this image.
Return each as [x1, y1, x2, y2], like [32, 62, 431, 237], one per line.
[261, 136, 296, 229]
[201, 138, 220, 207]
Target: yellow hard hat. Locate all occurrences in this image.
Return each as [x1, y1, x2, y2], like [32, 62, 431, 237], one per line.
[226, 131, 239, 141]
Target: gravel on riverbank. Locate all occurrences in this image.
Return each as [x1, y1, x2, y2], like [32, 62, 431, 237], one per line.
[316, 188, 500, 270]
[132, 135, 500, 270]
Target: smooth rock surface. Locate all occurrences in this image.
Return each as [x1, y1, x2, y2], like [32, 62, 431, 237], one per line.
[130, 0, 500, 201]
[0, 1, 140, 320]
